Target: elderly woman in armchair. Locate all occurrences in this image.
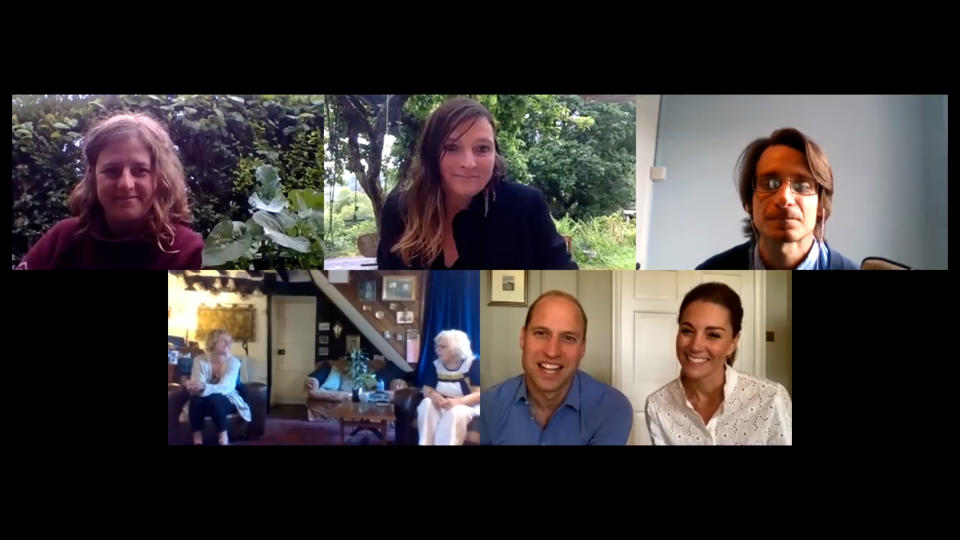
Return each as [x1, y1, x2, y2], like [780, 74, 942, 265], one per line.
[417, 329, 480, 445]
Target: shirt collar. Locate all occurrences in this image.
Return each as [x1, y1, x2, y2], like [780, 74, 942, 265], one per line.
[675, 364, 739, 411]
[752, 238, 824, 270]
[515, 371, 581, 412]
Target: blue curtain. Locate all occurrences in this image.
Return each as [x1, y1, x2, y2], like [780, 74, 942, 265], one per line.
[417, 271, 480, 386]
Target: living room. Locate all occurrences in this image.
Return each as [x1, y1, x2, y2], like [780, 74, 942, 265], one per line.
[168, 270, 480, 445]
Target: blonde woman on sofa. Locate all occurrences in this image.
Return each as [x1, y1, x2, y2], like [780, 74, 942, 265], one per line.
[417, 329, 480, 445]
[179, 329, 250, 445]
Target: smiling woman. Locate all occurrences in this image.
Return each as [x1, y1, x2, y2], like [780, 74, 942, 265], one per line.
[644, 282, 792, 445]
[15, 112, 203, 269]
[377, 98, 577, 270]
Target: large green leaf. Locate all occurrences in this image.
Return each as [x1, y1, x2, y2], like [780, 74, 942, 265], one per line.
[249, 192, 287, 212]
[252, 210, 310, 252]
[254, 164, 281, 200]
[276, 210, 298, 231]
[288, 188, 325, 231]
[202, 220, 253, 267]
[288, 188, 324, 211]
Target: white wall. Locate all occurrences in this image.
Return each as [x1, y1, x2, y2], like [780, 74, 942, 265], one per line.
[480, 270, 613, 389]
[645, 95, 948, 269]
[635, 95, 660, 269]
[167, 272, 269, 384]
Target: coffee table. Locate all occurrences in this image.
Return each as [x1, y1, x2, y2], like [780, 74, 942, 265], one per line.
[331, 401, 396, 445]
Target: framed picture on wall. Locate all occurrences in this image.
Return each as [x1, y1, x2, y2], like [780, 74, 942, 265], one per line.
[346, 334, 361, 352]
[489, 270, 528, 306]
[318, 335, 329, 345]
[357, 278, 377, 302]
[318, 347, 329, 357]
[382, 275, 416, 301]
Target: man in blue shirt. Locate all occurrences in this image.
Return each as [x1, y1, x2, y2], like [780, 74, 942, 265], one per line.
[480, 290, 633, 445]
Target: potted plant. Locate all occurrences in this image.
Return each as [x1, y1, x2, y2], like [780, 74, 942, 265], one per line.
[347, 349, 378, 402]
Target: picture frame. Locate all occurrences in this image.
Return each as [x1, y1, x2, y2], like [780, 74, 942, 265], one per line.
[489, 270, 528, 306]
[196, 304, 256, 341]
[357, 278, 377, 302]
[318, 347, 330, 357]
[318, 335, 329, 345]
[346, 334, 361, 352]
[382, 275, 416, 301]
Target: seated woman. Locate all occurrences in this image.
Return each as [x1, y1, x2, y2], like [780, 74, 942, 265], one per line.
[417, 330, 481, 445]
[17, 112, 203, 269]
[179, 329, 250, 445]
[377, 97, 577, 270]
[645, 282, 792, 445]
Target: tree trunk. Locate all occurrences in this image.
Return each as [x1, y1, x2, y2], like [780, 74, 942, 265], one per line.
[334, 94, 409, 232]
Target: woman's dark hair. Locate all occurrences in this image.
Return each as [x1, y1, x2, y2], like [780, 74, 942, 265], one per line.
[677, 282, 743, 365]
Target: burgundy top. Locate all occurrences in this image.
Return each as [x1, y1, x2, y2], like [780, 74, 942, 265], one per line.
[17, 216, 203, 270]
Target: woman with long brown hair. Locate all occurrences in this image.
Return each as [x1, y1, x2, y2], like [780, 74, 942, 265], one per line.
[377, 98, 577, 269]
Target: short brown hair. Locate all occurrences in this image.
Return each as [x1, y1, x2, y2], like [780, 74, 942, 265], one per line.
[524, 290, 588, 340]
[736, 127, 834, 240]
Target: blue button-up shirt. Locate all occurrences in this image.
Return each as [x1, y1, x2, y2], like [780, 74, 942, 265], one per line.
[480, 370, 633, 445]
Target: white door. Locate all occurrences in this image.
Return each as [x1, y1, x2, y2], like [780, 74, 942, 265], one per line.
[271, 295, 317, 406]
[613, 271, 761, 445]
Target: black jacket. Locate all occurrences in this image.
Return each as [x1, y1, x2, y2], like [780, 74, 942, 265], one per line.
[696, 240, 858, 270]
[377, 180, 578, 269]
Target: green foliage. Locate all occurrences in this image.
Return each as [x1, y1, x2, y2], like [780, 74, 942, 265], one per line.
[555, 212, 636, 270]
[203, 165, 324, 269]
[527, 95, 636, 220]
[11, 94, 324, 263]
[324, 187, 377, 258]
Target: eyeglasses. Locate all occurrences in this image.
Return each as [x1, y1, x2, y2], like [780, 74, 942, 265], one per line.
[754, 177, 818, 196]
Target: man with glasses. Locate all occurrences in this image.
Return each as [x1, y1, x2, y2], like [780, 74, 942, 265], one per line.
[697, 127, 858, 270]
